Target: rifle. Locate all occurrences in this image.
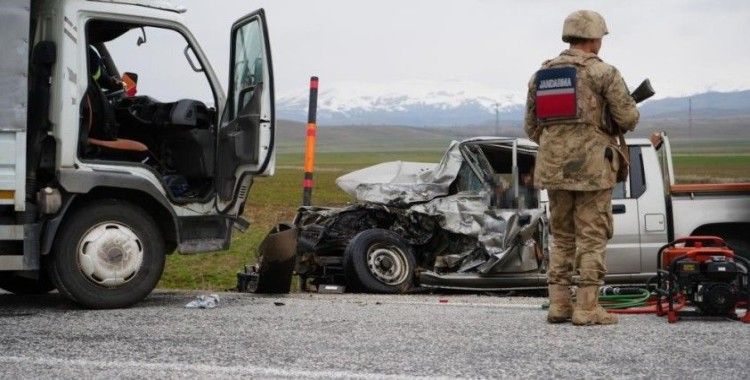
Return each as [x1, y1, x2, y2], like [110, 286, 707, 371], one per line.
[631, 79, 655, 104]
[606, 79, 655, 182]
[606, 78, 655, 134]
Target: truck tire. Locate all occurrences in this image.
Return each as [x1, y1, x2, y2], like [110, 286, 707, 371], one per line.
[343, 229, 415, 294]
[0, 271, 55, 295]
[48, 200, 165, 309]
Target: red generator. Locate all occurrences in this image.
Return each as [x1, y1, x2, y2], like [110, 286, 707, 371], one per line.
[656, 236, 750, 323]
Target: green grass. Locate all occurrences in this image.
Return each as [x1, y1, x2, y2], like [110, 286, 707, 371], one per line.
[672, 154, 750, 182]
[159, 148, 750, 290]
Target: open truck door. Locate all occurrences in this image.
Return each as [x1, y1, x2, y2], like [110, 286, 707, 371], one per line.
[216, 9, 275, 210]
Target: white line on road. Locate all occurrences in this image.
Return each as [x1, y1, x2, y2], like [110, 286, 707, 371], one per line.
[382, 300, 544, 309]
[0, 355, 455, 380]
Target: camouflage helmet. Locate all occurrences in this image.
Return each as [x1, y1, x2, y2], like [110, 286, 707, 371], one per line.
[562, 10, 608, 42]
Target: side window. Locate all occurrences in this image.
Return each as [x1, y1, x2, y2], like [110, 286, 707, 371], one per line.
[629, 146, 647, 198]
[612, 181, 626, 199]
[230, 19, 264, 119]
[612, 146, 646, 200]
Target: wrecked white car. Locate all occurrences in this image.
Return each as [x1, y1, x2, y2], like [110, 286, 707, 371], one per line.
[251, 138, 551, 293]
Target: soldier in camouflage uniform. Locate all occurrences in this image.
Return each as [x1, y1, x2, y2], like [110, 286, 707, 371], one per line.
[524, 10, 639, 326]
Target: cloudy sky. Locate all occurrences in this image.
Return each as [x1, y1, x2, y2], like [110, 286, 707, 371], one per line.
[123, 0, 750, 103]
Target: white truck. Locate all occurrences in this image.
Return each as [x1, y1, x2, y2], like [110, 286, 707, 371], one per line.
[606, 134, 750, 280]
[0, 0, 276, 307]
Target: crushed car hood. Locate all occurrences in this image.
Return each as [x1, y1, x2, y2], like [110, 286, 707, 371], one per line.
[336, 141, 464, 205]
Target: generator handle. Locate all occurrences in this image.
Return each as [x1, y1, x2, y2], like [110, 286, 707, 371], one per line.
[670, 236, 727, 248]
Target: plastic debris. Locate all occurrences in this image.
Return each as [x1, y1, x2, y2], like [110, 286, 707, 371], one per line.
[274, 301, 285, 306]
[185, 294, 220, 309]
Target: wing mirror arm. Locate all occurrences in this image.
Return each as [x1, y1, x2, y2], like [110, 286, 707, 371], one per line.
[136, 27, 147, 46]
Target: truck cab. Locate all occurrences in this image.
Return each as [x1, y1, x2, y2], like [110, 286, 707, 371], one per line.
[0, 0, 275, 308]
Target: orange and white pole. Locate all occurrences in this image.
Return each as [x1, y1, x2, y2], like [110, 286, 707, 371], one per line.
[302, 76, 319, 206]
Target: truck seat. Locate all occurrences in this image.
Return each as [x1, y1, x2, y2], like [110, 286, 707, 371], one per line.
[88, 137, 148, 152]
[82, 80, 150, 155]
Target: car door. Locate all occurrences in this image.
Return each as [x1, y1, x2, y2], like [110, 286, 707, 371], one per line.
[216, 9, 275, 209]
[606, 146, 644, 274]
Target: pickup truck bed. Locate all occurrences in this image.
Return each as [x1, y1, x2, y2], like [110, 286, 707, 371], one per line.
[671, 183, 750, 194]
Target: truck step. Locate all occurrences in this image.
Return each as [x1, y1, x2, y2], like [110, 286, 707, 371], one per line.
[0, 224, 39, 271]
[0, 225, 25, 240]
[0, 256, 27, 271]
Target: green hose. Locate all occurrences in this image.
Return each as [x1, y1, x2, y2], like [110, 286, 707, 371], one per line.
[599, 288, 651, 309]
[540, 287, 652, 310]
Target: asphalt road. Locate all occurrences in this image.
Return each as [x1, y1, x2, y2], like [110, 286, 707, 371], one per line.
[0, 291, 748, 379]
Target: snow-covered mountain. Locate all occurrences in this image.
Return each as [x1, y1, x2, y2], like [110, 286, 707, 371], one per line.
[277, 81, 750, 127]
[277, 81, 526, 126]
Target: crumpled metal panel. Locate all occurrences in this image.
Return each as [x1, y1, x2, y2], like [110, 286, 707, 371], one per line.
[336, 141, 463, 206]
[0, 0, 30, 132]
[409, 191, 544, 260]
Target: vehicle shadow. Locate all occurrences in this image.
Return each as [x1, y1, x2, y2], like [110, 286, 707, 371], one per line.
[0, 290, 201, 312]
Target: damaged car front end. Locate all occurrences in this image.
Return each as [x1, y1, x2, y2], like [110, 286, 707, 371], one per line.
[283, 137, 551, 293]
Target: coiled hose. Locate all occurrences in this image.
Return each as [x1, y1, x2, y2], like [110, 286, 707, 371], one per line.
[598, 286, 651, 309]
[542, 286, 687, 314]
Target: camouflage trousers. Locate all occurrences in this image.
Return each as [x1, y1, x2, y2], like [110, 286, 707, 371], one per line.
[547, 189, 613, 287]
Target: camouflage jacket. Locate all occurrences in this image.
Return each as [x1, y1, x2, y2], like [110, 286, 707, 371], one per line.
[524, 49, 639, 191]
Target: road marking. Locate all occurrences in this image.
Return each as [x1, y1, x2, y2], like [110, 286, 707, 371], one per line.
[0, 355, 453, 379]
[383, 300, 544, 309]
[289, 295, 546, 310]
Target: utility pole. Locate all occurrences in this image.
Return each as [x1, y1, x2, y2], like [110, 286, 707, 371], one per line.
[688, 96, 693, 142]
[494, 102, 500, 136]
[302, 76, 319, 206]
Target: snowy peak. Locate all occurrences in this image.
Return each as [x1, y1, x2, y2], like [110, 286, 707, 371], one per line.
[277, 81, 525, 126]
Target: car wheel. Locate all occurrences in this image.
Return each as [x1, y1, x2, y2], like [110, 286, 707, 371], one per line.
[0, 271, 55, 295]
[48, 200, 165, 309]
[343, 229, 415, 294]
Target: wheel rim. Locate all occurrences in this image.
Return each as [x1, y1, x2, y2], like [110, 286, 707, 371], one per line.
[76, 222, 144, 287]
[366, 243, 410, 286]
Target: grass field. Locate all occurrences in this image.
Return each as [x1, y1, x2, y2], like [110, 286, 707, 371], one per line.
[159, 144, 750, 290]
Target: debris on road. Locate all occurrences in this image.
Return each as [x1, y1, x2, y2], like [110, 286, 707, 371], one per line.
[317, 284, 345, 294]
[185, 294, 220, 309]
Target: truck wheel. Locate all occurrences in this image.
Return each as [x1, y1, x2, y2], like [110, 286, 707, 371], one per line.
[343, 229, 415, 294]
[48, 200, 165, 309]
[0, 271, 55, 295]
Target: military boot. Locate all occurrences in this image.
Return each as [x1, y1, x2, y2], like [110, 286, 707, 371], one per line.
[572, 286, 618, 326]
[547, 284, 573, 323]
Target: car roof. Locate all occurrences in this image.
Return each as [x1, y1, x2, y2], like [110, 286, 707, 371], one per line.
[461, 136, 653, 149]
[460, 136, 538, 149]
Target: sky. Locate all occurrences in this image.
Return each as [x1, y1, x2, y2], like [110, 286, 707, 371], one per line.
[117, 0, 750, 104]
